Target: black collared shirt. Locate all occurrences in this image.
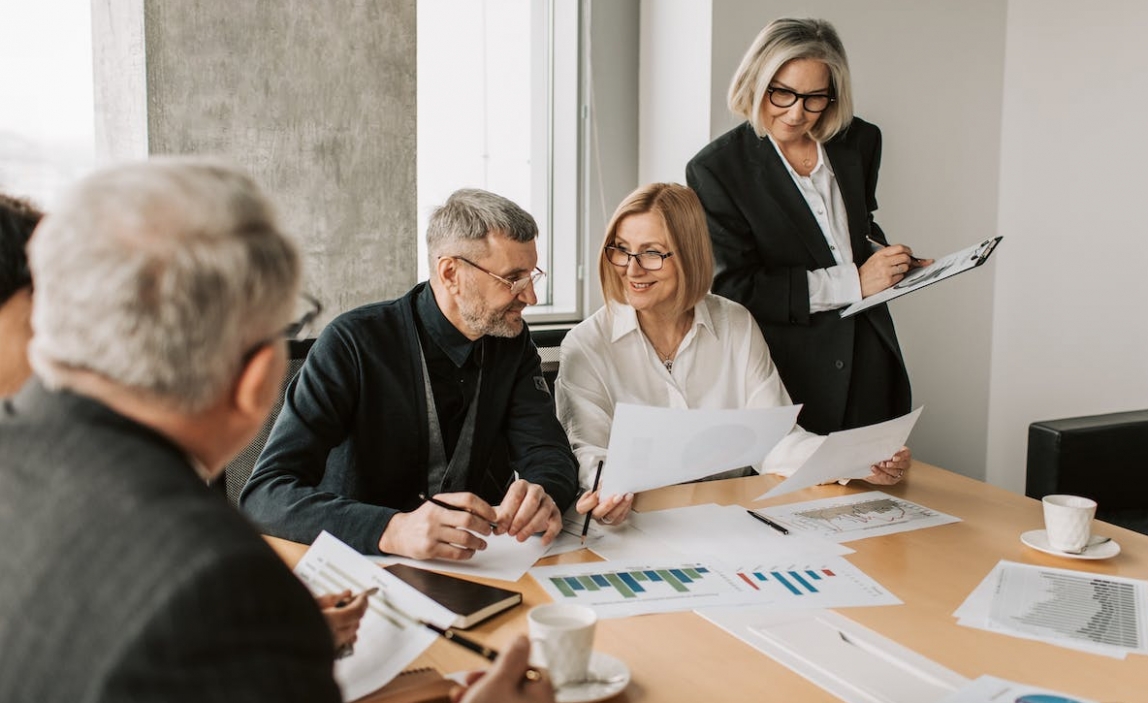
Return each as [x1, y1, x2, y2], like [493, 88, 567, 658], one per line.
[414, 283, 481, 461]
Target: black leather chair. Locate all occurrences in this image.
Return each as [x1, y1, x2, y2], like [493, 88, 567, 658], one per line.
[218, 338, 314, 505]
[1026, 409, 1148, 535]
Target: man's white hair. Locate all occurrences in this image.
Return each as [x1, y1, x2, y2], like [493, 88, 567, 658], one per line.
[28, 157, 300, 412]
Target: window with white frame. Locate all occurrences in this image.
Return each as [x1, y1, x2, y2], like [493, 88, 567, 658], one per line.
[0, 0, 94, 207]
[417, 0, 582, 322]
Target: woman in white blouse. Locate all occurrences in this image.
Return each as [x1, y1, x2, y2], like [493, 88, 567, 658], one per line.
[555, 183, 911, 525]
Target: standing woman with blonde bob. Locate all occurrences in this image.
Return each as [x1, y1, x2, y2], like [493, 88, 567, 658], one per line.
[687, 18, 930, 435]
[556, 183, 912, 527]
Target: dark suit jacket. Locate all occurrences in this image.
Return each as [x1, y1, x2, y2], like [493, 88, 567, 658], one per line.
[240, 282, 579, 555]
[686, 118, 910, 433]
[0, 381, 340, 703]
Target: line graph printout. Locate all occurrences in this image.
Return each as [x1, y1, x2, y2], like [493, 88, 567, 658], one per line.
[296, 532, 451, 702]
[955, 560, 1148, 659]
[757, 491, 960, 543]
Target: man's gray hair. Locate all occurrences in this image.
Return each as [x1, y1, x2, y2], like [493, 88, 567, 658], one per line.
[425, 188, 538, 273]
[28, 157, 300, 413]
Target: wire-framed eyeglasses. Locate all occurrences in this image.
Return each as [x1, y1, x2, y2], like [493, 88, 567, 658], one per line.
[766, 87, 835, 113]
[451, 256, 546, 295]
[604, 245, 675, 271]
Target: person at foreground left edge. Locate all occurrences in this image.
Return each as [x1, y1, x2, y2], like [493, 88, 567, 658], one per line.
[0, 158, 342, 702]
[241, 188, 578, 560]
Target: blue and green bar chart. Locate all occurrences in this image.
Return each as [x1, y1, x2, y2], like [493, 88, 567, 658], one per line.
[550, 566, 712, 599]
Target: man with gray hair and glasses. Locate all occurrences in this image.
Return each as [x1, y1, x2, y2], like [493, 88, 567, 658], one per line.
[242, 188, 579, 561]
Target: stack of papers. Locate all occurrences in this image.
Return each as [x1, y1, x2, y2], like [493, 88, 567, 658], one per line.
[295, 532, 456, 701]
[938, 675, 1096, 703]
[954, 560, 1148, 659]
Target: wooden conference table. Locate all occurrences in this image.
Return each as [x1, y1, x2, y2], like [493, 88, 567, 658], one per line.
[267, 463, 1148, 702]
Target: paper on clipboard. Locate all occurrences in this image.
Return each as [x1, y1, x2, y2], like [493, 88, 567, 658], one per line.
[840, 237, 1002, 318]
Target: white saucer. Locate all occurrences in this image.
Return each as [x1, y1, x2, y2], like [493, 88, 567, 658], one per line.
[555, 652, 630, 703]
[1020, 529, 1121, 560]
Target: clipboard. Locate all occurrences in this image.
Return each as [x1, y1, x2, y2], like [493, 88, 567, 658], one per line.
[839, 236, 1002, 318]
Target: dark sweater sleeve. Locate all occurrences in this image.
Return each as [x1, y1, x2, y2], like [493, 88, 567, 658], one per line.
[240, 320, 397, 554]
[503, 334, 579, 511]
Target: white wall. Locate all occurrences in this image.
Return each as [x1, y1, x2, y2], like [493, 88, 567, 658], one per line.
[638, 0, 712, 184]
[987, 0, 1148, 491]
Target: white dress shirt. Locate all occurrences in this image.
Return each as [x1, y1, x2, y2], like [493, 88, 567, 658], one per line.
[766, 135, 864, 312]
[555, 294, 824, 489]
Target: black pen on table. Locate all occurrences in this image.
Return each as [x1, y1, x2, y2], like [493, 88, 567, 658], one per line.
[580, 460, 605, 546]
[866, 235, 925, 264]
[418, 492, 499, 531]
[746, 509, 789, 535]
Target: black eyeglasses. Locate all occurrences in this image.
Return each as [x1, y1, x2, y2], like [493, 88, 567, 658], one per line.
[283, 291, 323, 341]
[766, 87, 835, 113]
[241, 292, 322, 364]
[450, 256, 546, 295]
[604, 245, 674, 271]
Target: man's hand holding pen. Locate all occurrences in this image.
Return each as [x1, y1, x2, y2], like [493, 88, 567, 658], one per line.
[379, 492, 499, 561]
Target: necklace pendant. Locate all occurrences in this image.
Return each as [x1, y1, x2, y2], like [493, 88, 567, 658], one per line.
[663, 359, 673, 373]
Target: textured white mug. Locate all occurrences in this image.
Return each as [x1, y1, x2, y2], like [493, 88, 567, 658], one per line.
[527, 603, 596, 687]
[1042, 494, 1096, 552]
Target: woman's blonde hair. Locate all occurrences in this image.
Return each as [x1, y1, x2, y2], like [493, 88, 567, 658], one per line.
[728, 17, 854, 142]
[599, 183, 713, 318]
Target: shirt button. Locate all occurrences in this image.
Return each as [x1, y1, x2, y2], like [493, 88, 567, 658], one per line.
[817, 208, 824, 215]
[830, 245, 836, 251]
[835, 360, 845, 370]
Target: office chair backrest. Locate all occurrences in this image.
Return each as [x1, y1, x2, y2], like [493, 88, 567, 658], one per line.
[221, 338, 315, 505]
[1026, 409, 1148, 535]
[530, 326, 569, 392]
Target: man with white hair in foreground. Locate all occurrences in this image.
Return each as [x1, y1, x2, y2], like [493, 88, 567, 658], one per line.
[0, 158, 553, 703]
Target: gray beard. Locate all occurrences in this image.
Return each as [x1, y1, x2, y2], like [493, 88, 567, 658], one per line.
[458, 299, 523, 339]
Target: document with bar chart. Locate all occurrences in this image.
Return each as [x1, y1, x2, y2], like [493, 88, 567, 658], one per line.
[757, 490, 960, 542]
[530, 556, 899, 618]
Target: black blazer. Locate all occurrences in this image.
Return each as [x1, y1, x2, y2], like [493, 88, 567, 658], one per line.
[686, 118, 910, 433]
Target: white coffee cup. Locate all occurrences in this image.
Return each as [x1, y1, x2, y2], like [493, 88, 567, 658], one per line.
[527, 603, 596, 687]
[1042, 494, 1097, 552]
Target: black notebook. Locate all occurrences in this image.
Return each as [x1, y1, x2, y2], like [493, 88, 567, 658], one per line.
[384, 563, 522, 629]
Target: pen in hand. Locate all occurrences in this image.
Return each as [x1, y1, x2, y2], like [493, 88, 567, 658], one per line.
[418, 493, 499, 532]
[866, 235, 925, 264]
[580, 460, 605, 546]
[746, 509, 789, 535]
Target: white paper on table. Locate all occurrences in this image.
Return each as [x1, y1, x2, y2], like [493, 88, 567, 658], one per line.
[756, 407, 923, 501]
[937, 675, 1097, 703]
[601, 403, 800, 495]
[756, 491, 960, 543]
[953, 560, 1148, 659]
[697, 608, 967, 703]
[622, 503, 853, 562]
[530, 554, 896, 619]
[543, 507, 609, 557]
[295, 531, 454, 702]
[369, 531, 549, 583]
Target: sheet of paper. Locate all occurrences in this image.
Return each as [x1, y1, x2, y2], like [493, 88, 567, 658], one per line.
[698, 608, 967, 703]
[937, 675, 1097, 703]
[370, 531, 549, 583]
[954, 560, 1148, 659]
[756, 407, 923, 501]
[756, 491, 960, 542]
[295, 532, 454, 702]
[840, 237, 1001, 318]
[602, 403, 800, 495]
[529, 554, 897, 619]
[617, 503, 853, 562]
[543, 508, 608, 557]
